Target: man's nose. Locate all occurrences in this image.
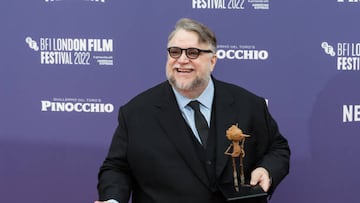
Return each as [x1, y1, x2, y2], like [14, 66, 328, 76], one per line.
[177, 50, 189, 62]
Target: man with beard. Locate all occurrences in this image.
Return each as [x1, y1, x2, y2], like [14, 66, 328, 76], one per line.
[96, 18, 290, 203]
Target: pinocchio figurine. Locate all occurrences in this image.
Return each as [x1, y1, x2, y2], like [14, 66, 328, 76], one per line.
[224, 124, 250, 192]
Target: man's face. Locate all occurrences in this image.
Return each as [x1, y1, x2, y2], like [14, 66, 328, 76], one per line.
[166, 29, 217, 96]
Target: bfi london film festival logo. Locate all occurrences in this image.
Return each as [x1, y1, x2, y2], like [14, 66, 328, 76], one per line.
[41, 98, 114, 113]
[216, 44, 269, 61]
[191, 0, 270, 10]
[321, 42, 360, 71]
[25, 37, 114, 66]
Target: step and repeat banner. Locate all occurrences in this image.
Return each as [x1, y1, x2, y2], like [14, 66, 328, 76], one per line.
[1, 0, 359, 202]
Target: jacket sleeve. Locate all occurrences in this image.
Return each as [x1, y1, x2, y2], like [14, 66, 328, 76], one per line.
[97, 107, 132, 203]
[256, 99, 291, 195]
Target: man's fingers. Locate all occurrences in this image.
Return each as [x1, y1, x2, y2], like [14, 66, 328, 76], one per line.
[250, 171, 261, 185]
[250, 167, 271, 192]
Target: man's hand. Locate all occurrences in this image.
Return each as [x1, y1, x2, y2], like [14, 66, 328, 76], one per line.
[250, 167, 271, 192]
[95, 199, 118, 203]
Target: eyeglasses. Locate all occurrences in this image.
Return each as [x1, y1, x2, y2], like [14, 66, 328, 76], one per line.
[167, 47, 213, 59]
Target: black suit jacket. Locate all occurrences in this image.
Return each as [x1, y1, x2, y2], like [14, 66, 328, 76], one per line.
[98, 78, 290, 203]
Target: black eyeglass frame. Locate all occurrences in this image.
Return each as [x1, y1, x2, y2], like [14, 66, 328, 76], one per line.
[167, 47, 213, 59]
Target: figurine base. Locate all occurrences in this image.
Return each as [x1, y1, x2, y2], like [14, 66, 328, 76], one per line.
[218, 183, 267, 201]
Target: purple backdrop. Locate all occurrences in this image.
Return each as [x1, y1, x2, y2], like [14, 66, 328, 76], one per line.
[1, 0, 359, 202]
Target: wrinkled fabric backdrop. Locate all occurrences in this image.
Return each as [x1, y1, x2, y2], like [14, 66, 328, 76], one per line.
[1, 1, 359, 202]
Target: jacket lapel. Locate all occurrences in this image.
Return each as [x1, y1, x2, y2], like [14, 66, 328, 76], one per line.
[213, 80, 238, 178]
[153, 80, 239, 185]
[154, 83, 210, 187]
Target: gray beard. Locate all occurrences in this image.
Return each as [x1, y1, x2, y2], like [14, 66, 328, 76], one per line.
[168, 76, 206, 92]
